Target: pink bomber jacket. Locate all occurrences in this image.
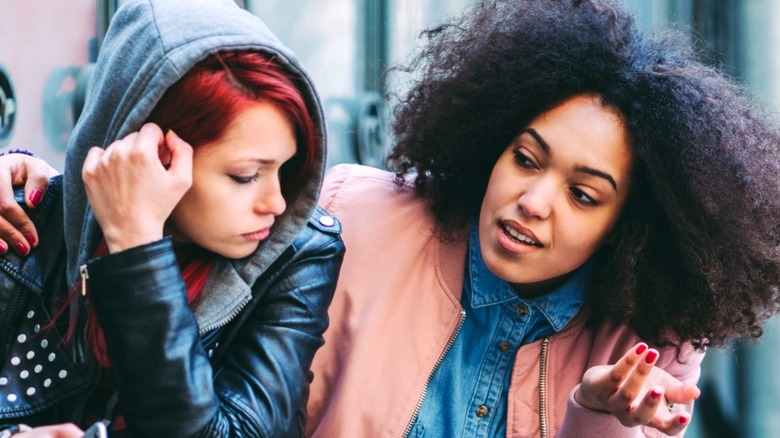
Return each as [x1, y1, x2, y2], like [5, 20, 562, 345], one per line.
[307, 164, 703, 438]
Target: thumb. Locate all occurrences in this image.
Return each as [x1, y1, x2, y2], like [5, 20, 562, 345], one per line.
[664, 381, 700, 404]
[158, 140, 173, 168]
[164, 130, 194, 184]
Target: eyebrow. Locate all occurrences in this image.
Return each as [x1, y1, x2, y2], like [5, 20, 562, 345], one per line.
[249, 158, 279, 165]
[522, 128, 618, 192]
[231, 157, 284, 166]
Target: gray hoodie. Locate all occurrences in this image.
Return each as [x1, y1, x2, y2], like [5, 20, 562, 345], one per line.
[64, 0, 327, 332]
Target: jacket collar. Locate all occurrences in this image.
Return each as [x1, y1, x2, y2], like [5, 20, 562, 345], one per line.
[466, 220, 587, 331]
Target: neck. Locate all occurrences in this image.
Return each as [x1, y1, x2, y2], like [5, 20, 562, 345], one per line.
[511, 272, 572, 299]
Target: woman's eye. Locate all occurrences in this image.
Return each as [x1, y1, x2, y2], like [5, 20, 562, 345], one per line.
[571, 187, 598, 206]
[512, 149, 536, 168]
[230, 174, 259, 184]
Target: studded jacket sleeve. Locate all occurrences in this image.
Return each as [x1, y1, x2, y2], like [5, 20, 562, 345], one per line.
[86, 219, 344, 437]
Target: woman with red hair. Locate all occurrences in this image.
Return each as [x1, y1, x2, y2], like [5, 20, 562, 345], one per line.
[0, 0, 342, 436]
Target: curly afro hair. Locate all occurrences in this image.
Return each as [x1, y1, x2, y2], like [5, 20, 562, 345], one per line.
[387, 0, 780, 351]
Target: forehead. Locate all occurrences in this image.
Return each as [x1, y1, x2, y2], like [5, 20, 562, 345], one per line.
[196, 102, 297, 159]
[527, 95, 633, 174]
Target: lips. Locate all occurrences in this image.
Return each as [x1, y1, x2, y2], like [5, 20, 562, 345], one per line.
[242, 228, 271, 241]
[500, 220, 543, 247]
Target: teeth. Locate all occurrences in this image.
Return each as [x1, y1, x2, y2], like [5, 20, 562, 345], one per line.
[504, 225, 539, 246]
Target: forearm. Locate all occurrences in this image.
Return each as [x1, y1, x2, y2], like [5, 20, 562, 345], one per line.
[87, 238, 217, 437]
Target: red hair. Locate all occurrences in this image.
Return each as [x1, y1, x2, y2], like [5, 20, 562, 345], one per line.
[62, 51, 319, 367]
[149, 51, 318, 199]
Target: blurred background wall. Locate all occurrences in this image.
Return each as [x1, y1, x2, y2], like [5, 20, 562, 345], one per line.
[1, 1, 778, 435]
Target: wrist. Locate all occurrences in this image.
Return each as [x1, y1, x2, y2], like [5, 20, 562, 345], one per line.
[103, 229, 164, 253]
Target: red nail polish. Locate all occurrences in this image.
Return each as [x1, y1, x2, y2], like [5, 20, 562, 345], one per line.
[15, 243, 28, 256]
[29, 189, 43, 207]
[679, 416, 689, 425]
[0, 242, 7, 254]
[645, 350, 658, 363]
[650, 390, 661, 400]
[636, 343, 647, 355]
[25, 234, 35, 246]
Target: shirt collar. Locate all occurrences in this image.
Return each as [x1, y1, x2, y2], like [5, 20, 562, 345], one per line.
[466, 219, 589, 332]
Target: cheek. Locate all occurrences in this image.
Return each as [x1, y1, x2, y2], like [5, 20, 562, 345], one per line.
[556, 215, 615, 256]
[481, 169, 513, 214]
[182, 179, 231, 213]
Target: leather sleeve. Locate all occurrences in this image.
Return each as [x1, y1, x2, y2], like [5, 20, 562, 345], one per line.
[87, 227, 344, 437]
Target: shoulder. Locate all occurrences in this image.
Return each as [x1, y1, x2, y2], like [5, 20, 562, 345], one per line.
[287, 206, 345, 257]
[319, 164, 401, 210]
[323, 162, 397, 187]
[318, 164, 430, 230]
[12, 175, 63, 224]
[305, 205, 342, 238]
[1, 176, 66, 291]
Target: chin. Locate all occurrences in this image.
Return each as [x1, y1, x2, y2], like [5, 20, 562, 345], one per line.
[204, 243, 259, 260]
[226, 248, 259, 259]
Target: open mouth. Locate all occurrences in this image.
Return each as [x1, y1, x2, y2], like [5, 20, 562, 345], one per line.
[501, 223, 543, 247]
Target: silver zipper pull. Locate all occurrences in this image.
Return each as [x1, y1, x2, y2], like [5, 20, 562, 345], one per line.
[80, 264, 89, 296]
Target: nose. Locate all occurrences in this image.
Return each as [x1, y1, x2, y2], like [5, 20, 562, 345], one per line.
[517, 178, 553, 220]
[255, 179, 287, 217]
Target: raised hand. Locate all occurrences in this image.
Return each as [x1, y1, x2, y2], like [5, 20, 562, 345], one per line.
[575, 342, 701, 436]
[81, 123, 193, 253]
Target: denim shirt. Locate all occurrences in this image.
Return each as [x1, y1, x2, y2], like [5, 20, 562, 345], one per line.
[408, 220, 589, 438]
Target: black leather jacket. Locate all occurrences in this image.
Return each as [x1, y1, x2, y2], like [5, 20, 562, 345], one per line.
[0, 176, 344, 437]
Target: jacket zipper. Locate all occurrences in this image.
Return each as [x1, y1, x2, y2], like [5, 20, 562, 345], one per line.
[73, 264, 101, 423]
[538, 337, 550, 438]
[402, 309, 466, 438]
[72, 367, 101, 423]
[197, 294, 252, 335]
[80, 265, 89, 296]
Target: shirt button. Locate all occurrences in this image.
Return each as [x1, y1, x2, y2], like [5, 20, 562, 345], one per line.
[516, 304, 529, 316]
[498, 341, 511, 353]
[475, 405, 489, 418]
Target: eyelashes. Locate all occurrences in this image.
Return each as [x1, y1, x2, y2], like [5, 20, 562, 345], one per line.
[229, 173, 260, 184]
[511, 148, 599, 207]
[512, 148, 536, 168]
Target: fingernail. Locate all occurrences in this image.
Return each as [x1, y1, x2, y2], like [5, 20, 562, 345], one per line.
[15, 243, 28, 256]
[25, 234, 35, 246]
[645, 350, 658, 363]
[0, 242, 7, 254]
[650, 390, 661, 400]
[679, 415, 689, 425]
[29, 189, 43, 207]
[635, 343, 647, 355]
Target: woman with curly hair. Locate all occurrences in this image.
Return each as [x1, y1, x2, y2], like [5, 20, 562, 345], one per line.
[304, 0, 780, 436]
[3, 0, 780, 436]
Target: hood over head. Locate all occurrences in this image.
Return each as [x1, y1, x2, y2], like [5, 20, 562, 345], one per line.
[64, 0, 327, 329]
